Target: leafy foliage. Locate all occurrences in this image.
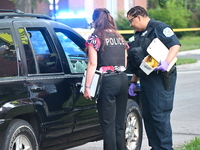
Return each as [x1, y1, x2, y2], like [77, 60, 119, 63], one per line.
[148, 0, 192, 28]
[148, 0, 193, 37]
[148, 0, 200, 28]
[115, 11, 133, 40]
[158, 0, 170, 8]
[148, 0, 160, 9]
[186, 0, 200, 27]
[115, 11, 132, 30]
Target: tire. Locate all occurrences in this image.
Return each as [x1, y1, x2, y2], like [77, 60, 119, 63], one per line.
[1, 119, 39, 150]
[125, 100, 143, 150]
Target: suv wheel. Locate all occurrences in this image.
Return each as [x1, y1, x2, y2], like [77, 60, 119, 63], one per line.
[1, 119, 39, 150]
[125, 100, 143, 150]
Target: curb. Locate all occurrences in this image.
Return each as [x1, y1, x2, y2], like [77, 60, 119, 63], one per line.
[177, 49, 200, 56]
[176, 60, 200, 70]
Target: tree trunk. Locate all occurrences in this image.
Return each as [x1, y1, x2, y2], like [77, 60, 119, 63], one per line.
[15, 0, 32, 13]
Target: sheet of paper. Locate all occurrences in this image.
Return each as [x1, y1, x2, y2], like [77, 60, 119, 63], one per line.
[147, 38, 169, 61]
[147, 38, 178, 71]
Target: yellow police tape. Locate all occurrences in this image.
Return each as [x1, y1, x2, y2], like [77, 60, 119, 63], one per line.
[118, 28, 200, 34]
[77, 28, 200, 34]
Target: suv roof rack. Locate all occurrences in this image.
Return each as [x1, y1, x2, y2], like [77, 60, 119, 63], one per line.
[0, 9, 24, 13]
[0, 9, 52, 20]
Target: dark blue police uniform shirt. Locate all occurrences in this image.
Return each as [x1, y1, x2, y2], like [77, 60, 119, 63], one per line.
[132, 18, 181, 54]
[147, 18, 181, 49]
[127, 18, 181, 75]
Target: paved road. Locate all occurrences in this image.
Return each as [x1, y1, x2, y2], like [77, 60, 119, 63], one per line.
[68, 49, 200, 150]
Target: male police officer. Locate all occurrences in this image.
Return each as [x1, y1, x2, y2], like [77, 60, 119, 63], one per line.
[127, 6, 181, 150]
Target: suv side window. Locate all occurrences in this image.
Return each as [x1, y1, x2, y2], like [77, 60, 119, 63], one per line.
[25, 29, 63, 74]
[55, 30, 87, 73]
[0, 29, 18, 77]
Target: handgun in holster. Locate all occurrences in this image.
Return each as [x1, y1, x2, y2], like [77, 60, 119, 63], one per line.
[163, 65, 176, 90]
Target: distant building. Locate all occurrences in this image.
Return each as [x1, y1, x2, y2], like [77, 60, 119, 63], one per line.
[36, 0, 147, 18]
[0, 0, 15, 10]
[0, 0, 147, 18]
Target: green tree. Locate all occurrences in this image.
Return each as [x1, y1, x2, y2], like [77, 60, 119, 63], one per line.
[148, 0, 160, 8]
[186, 0, 200, 27]
[148, 0, 192, 37]
[115, 11, 132, 30]
[115, 11, 132, 40]
[158, 0, 170, 8]
[149, 0, 191, 28]
[148, 0, 200, 27]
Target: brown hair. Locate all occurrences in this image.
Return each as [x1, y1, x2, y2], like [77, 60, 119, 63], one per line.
[127, 6, 148, 18]
[92, 8, 125, 49]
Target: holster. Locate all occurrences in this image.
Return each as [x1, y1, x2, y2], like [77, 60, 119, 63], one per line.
[163, 65, 176, 90]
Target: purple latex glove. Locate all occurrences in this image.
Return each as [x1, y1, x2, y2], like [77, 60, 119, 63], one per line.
[154, 60, 169, 72]
[128, 83, 137, 96]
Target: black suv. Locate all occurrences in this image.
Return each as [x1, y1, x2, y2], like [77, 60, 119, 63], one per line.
[0, 10, 142, 150]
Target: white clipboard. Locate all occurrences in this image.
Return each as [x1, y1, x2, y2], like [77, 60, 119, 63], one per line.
[80, 70, 103, 98]
[147, 38, 177, 72]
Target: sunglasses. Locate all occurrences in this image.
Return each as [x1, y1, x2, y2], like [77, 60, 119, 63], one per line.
[128, 16, 137, 24]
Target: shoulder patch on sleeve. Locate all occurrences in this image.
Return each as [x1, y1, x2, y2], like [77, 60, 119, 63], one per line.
[163, 27, 174, 37]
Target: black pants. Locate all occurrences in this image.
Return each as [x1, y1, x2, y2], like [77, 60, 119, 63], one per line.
[140, 70, 177, 150]
[97, 72, 128, 150]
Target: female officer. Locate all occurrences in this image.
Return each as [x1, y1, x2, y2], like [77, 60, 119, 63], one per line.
[83, 8, 129, 150]
[127, 6, 180, 150]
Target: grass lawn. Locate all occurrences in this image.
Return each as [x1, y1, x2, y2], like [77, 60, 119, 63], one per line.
[177, 36, 200, 65]
[176, 137, 200, 150]
[176, 58, 197, 65]
[179, 36, 200, 51]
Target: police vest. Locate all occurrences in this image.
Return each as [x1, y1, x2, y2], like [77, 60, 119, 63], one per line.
[97, 32, 126, 67]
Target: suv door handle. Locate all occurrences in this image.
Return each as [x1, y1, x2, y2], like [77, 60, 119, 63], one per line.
[30, 85, 45, 92]
[75, 82, 81, 87]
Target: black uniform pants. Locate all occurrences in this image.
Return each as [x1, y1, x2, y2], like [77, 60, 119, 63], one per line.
[140, 70, 177, 150]
[97, 72, 128, 150]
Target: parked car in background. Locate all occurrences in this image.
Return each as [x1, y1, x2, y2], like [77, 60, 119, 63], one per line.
[0, 9, 143, 150]
[54, 12, 93, 40]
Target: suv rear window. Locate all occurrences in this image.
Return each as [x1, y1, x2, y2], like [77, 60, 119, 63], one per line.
[28, 30, 63, 74]
[18, 28, 63, 74]
[0, 29, 18, 77]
